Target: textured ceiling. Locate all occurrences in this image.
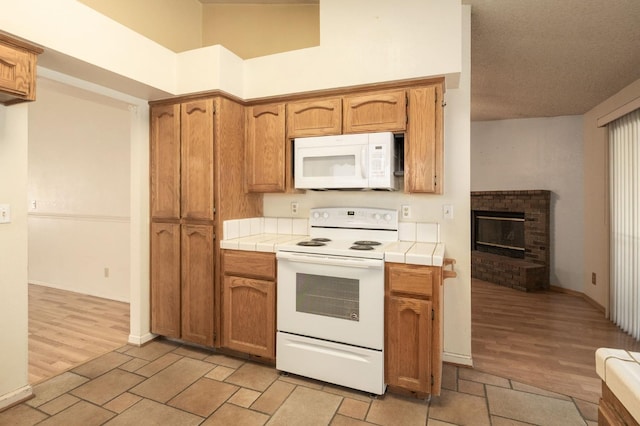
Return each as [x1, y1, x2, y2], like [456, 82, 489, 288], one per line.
[463, 0, 640, 121]
[198, 1, 640, 121]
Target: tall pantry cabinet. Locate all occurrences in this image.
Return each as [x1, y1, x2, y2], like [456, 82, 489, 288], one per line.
[150, 96, 262, 347]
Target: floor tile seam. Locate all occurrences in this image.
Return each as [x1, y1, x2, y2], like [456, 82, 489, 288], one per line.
[111, 397, 201, 423]
[331, 397, 372, 422]
[485, 382, 594, 425]
[35, 398, 117, 423]
[568, 397, 598, 424]
[130, 352, 190, 377]
[248, 379, 297, 414]
[489, 413, 538, 425]
[71, 357, 137, 381]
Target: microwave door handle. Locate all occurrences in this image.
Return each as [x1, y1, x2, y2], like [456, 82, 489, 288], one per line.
[361, 146, 368, 178]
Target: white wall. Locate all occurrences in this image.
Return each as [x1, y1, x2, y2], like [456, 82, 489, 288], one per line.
[0, 104, 32, 408]
[28, 79, 131, 302]
[470, 116, 585, 292]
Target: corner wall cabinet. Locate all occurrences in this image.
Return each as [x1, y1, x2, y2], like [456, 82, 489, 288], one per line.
[245, 103, 287, 193]
[405, 85, 444, 194]
[221, 250, 276, 360]
[150, 96, 262, 347]
[385, 262, 450, 397]
[0, 34, 43, 105]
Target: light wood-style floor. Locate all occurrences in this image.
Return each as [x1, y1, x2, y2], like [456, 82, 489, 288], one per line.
[28, 280, 640, 405]
[28, 284, 130, 384]
[472, 278, 640, 403]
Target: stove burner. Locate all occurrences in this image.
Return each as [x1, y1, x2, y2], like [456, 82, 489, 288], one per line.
[353, 240, 381, 246]
[311, 238, 331, 242]
[350, 245, 375, 251]
[297, 241, 326, 247]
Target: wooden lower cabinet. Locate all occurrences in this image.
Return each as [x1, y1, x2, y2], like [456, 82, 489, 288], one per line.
[385, 262, 443, 396]
[150, 222, 215, 347]
[150, 222, 181, 339]
[181, 224, 215, 346]
[386, 295, 432, 393]
[221, 250, 276, 360]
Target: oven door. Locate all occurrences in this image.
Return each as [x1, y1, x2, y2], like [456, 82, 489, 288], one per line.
[276, 251, 384, 350]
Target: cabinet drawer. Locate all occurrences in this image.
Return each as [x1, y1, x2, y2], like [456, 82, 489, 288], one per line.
[223, 250, 276, 280]
[387, 263, 436, 298]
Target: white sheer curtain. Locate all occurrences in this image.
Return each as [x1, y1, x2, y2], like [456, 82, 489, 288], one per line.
[609, 108, 640, 340]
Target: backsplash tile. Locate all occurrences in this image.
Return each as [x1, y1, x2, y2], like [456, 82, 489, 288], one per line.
[277, 218, 293, 235]
[250, 218, 263, 235]
[417, 223, 440, 243]
[264, 218, 278, 234]
[224, 220, 240, 240]
[399, 223, 416, 241]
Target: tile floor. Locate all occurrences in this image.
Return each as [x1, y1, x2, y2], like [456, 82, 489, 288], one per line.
[1, 339, 598, 425]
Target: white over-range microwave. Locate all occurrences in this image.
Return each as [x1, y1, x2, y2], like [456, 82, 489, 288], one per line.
[294, 132, 399, 191]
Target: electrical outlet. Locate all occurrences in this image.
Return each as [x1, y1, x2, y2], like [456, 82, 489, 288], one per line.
[291, 202, 299, 216]
[592, 272, 596, 285]
[401, 205, 411, 218]
[104, 268, 110, 278]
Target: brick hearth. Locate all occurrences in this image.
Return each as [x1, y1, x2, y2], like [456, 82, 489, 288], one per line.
[471, 190, 551, 291]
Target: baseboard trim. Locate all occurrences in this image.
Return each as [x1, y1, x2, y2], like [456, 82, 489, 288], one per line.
[128, 333, 156, 347]
[549, 285, 606, 314]
[443, 352, 473, 367]
[0, 385, 33, 412]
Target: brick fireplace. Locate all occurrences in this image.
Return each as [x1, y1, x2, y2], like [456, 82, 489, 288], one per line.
[471, 190, 551, 291]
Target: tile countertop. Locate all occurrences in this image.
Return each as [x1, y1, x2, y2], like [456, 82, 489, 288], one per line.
[220, 217, 447, 267]
[595, 348, 640, 423]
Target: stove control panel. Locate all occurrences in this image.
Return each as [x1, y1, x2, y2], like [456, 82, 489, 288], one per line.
[309, 207, 398, 230]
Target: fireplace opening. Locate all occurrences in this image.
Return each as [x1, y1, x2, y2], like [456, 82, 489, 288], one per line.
[472, 210, 525, 259]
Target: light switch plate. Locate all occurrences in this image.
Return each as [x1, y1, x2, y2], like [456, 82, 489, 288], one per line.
[0, 204, 11, 224]
[443, 204, 453, 220]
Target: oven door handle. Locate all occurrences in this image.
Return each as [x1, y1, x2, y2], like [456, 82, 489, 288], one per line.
[276, 251, 383, 269]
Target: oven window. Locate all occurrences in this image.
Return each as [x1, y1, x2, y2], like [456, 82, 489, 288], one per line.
[296, 273, 359, 321]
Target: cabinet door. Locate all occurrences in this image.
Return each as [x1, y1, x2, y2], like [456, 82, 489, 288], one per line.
[150, 104, 181, 219]
[181, 224, 215, 346]
[150, 222, 181, 338]
[0, 42, 33, 99]
[223, 275, 275, 359]
[386, 296, 432, 393]
[405, 84, 444, 194]
[286, 98, 342, 137]
[181, 99, 215, 220]
[343, 90, 406, 134]
[245, 103, 286, 192]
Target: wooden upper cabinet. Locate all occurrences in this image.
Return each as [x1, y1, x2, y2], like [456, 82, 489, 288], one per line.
[343, 90, 407, 134]
[286, 98, 342, 137]
[245, 103, 286, 193]
[150, 104, 181, 219]
[181, 99, 215, 220]
[0, 34, 42, 105]
[405, 84, 444, 194]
